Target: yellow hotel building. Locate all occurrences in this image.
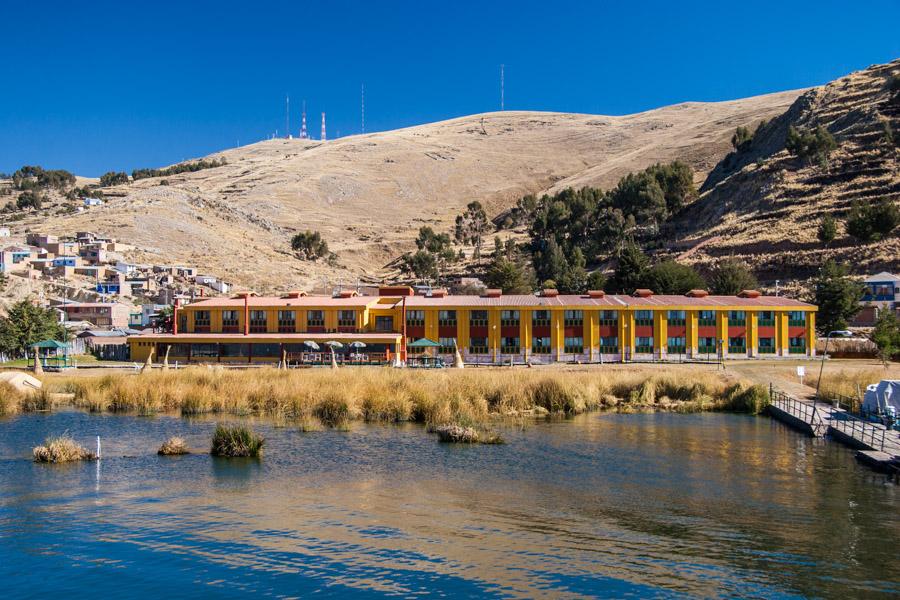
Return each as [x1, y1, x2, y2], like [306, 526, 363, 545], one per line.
[129, 286, 817, 365]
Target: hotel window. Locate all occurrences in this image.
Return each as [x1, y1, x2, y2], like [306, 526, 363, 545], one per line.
[599, 336, 618, 353]
[338, 310, 356, 328]
[277, 310, 296, 333]
[191, 343, 218, 358]
[406, 310, 424, 327]
[169, 343, 191, 357]
[469, 336, 488, 354]
[667, 336, 686, 353]
[728, 311, 746, 326]
[757, 311, 775, 327]
[564, 310, 583, 327]
[532, 336, 551, 354]
[667, 310, 685, 326]
[438, 310, 457, 327]
[635, 310, 653, 327]
[532, 310, 550, 326]
[728, 336, 747, 353]
[253, 343, 281, 357]
[500, 310, 520, 327]
[758, 337, 775, 353]
[219, 343, 248, 357]
[699, 310, 716, 326]
[501, 336, 520, 354]
[438, 337, 457, 353]
[788, 311, 806, 327]
[307, 310, 325, 327]
[194, 310, 211, 331]
[789, 337, 806, 354]
[635, 337, 654, 354]
[375, 316, 394, 332]
[470, 310, 488, 327]
[178, 314, 187, 333]
[698, 337, 718, 354]
[222, 310, 239, 332]
[249, 310, 267, 333]
[564, 336, 583, 354]
[599, 310, 618, 326]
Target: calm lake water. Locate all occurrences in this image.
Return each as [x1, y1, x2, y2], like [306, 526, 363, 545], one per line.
[0, 409, 897, 598]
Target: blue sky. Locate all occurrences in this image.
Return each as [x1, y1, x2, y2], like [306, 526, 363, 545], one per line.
[1, 0, 898, 177]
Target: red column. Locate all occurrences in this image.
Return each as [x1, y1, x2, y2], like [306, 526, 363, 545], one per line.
[401, 296, 407, 361]
[244, 295, 250, 336]
[173, 298, 180, 335]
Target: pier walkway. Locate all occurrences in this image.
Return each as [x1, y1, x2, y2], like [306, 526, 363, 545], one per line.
[768, 386, 900, 473]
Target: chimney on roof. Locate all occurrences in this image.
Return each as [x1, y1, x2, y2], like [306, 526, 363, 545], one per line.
[633, 289, 654, 298]
[587, 290, 605, 298]
[738, 289, 761, 298]
[336, 290, 358, 298]
[685, 289, 709, 298]
[429, 288, 448, 298]
[484, 288, 502, 298]
[282, 291, 308, 298]
[378, 285, 414, 297]
[541, 289, 559, 297]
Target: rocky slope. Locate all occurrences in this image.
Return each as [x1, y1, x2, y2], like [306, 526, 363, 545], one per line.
[671, 59, 900, 279]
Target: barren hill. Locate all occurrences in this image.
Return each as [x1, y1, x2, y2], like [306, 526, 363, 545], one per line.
[12, 91, 799, 291]
[672, 59, 900, 279]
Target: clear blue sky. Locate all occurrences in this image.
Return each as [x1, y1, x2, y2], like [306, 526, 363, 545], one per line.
[2, 0, 898, 177]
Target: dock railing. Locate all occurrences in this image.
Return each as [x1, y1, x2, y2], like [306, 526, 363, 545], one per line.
[769, 386, 824, 430]
[825, 409, 887, 452]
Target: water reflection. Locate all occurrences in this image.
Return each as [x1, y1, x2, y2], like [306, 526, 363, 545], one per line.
[0, 410, 897, 597]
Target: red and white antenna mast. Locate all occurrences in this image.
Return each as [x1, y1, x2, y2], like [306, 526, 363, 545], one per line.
[299, 100, 308, 139]
[321, 112, 326, 141]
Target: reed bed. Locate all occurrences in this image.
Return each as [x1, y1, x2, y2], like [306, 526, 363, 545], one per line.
[33, 435, 97, 463]
[0, 381, 24, 416]
[47, 366, 760, 427]
[808, 368, 885, 407]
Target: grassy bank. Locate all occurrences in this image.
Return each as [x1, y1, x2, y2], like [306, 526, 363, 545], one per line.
[32, 366, 768, 427]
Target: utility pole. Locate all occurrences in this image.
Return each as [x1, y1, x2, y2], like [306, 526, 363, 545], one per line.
[361, 83, 365, 134]
[500, 64, 504, 111]
[286, 95, 291, 139]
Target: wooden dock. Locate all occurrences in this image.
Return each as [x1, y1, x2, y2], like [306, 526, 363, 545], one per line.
[767, 386, 900, 474]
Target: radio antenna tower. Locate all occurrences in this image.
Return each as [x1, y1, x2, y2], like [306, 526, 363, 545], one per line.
[321, 112, 326, 141]
[299, 100, 308, 139]
[500, 64, 504, 111]
[285, 95, 291, 139]
[361, 83, 365, 134]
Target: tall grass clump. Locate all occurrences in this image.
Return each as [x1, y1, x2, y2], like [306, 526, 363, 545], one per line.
[0, 381, 24, 416]
[158, 436, 190, 455]
[33, 435, 97, 463]
[721, 383, 771, 414]
[809, 369, 885, 404]
[210, 423, 265, 457]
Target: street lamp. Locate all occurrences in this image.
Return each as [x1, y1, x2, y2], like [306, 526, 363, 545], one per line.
[815, 330, 852, 401]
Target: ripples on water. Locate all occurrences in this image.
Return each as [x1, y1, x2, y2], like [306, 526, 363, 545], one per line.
[0, 409, 897, 598]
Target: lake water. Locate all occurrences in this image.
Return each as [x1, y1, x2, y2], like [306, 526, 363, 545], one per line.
[1, 409, 898, 598]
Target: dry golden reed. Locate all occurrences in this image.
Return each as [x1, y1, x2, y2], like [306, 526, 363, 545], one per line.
[46, 366, 753, 426]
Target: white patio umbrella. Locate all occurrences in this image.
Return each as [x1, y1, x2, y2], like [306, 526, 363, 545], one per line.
[303, 340, 321, 350]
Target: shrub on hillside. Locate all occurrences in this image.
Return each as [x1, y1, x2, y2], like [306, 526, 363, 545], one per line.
[16, 190, 44, 210]
[99, 171, 129, 187]
[817, 214, 837, 245]
[846, 198, 900, 242]
[785, 125, 837, 164]
[291, 230, 329, 260]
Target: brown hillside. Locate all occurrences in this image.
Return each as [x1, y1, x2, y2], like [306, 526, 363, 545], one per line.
[10, 93, 798, 292]
[672, 59, 900, 279]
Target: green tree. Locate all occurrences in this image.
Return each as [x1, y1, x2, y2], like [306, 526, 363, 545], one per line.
[412, 226, 456, 282]
[0, 301, 67, 358]
[16, 190, 44, 210]
[557, 247, 588, 294]
[812, 260, 864, 334]
[785, 125, 837, 164]
[454, 201, 490, 258]
[870, 310, 900, 366]
[731, 126, 752, 151]
[100, 171, 129, 187]
[817, 214, 837, 245]
[708, 259, 758, 295]
[483, 257, 534, 294]
[291, 230, 329, 260]
[846, 198, 900, 242]
[586, 270, 607, 291]
[644, 260, 706, 295]
[401, 249, 438, 280]
[610, 242, 649, 293]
